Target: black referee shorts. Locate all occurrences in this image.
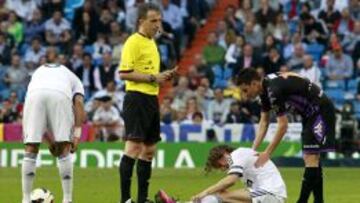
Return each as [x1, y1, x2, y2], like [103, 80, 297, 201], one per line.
[122, 91, 161, 144]
[302, 96, 336, 153]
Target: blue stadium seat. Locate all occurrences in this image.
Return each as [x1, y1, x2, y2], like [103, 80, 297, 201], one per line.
[64, 0, 84, 21]
[324, 89, 345, 103]
[306, 43, 325, 61]
[325, 80, 346, 90]
[348, 79, 358, 90]
[353, 101, 360, 113]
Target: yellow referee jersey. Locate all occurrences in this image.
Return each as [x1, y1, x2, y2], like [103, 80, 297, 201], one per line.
[119, 33, 160, 95]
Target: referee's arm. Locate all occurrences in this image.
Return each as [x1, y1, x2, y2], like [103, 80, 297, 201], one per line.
[119, 70, 173, 84]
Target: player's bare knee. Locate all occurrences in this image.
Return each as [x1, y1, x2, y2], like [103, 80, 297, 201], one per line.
[25, 143, 40, 154]
[303, 153, 320, 167]
[56, 142, 72, 157]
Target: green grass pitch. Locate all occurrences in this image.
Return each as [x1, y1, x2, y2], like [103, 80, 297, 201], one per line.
[1, 167, 359, 202]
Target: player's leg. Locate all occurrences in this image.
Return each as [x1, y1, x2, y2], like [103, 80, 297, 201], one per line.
[298, 113, 326, 203]
[55, 142, 73, 203]
[22, 92, 46, 203]
[137, 143, 157, 203]
[22, 144, 40, 203]
[48, 92, 74, 203]
[310, 98, 336, 203]
[218, 189, 252, 203]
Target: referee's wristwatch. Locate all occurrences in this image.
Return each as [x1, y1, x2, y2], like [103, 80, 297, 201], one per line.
[149, 74, 156, 83]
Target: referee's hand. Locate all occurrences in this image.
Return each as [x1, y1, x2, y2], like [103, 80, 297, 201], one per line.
[156, 71, 174, 83]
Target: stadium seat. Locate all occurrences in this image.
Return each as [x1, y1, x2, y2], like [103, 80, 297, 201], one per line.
[324, 89, 345, 103]
[325, 80, 346, 90]
[306, 43, 325, 62]
[212, 65, 232, 89]
[353, 101, 360, 113]
[348, 79, 358, 91]
[64, 0, 84, 21]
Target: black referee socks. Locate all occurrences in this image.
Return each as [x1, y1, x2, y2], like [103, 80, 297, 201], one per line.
[119, 155, 135, 203]
[297, 167, 319, 203]
[312, 166, 323, 203]
[137, 159, 152, 203]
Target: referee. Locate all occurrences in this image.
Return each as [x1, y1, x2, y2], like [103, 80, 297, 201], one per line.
[118, 3, 176, 203]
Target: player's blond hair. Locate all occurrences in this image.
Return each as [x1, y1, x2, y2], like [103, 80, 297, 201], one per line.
[205, 145, 235, 173]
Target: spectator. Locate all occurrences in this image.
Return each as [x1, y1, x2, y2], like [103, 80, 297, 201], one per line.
[74, 11, 98, 45]
[0, 32, 12, 65]
[92, 95, 123, 141]
[98, 8, 114, 35]
[193, 54, 214, 86]
[160, 96, 177, 124]
[94, 52, 117, 90]
[7, 11, 24, 46]
[94, 80, 125, 113]
[301, 13, 328, 45]
[225, 35, 244, 68]
[0, 99, 18, 123]
[261, 34, 281, 58]
[75, 53, 96, 100]
[207, 88, 231, 125]
[108, 21, 123, 47]
[298, 54, 322, 88]
[73, 0, 99, 31]
[5, 0, 38, 21]
[342, 21, 360, 54]
[161, 0, 183, 60]
[185, 0, 209, 46]
[349, 0, 360, 20]
[185, 97, 203, 120]
[287, 42, 305, 70]
[233, 44, 261, 77]
[265, 12, 289, 41]
[243, 20, 263, 50]
[171, 76, 195, 111]
[216, 20, 229, 49]
[3, 54, 29, 101]
[24, 9, 45, 45]
[337, 8, 355, 37]
[318, 0, 341, 32]
[44, 10, 71, 48]
[262, 47, 285, 74]
[92, 34, 112, 61]
[202, 32, 226, 66]
[224, 4, 243, 34]
[225, 101, 252, 123]
[325, 43, 353, 80]
[24, 36, 46, 70]
[255, 0, 277, 30]
[69, 43, 84, 71]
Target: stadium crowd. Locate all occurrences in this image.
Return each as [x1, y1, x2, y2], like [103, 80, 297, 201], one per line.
[0, 0, 360, 149]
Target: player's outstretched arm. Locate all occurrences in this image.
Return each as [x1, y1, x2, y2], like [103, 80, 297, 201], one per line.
[252, 111, 270, 150]
[191, 174, 238, 202]
[255, 114, 288, 168]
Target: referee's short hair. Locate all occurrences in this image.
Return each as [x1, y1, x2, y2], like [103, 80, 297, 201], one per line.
[137, 3, 161, 21]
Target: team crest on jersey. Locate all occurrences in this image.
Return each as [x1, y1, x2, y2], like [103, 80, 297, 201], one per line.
[226, 156, 233, 166]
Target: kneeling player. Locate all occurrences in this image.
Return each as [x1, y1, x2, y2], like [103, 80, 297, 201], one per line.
[192, 145, 287, 203]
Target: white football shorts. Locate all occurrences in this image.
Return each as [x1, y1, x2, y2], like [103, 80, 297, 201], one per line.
[23, 89, 74, 143]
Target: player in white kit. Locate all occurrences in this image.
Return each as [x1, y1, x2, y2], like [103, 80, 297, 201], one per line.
[21, 51, 85, 203]
[192, 145, 287, 203]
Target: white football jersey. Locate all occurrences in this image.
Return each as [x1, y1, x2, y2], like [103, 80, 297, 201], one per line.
[227, 148, 287, 198]
[27, 64, 84, 100]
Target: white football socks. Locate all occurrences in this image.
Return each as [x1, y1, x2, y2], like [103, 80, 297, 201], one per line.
[58, 154, 73, 203]
[22, 152, 37, 203]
